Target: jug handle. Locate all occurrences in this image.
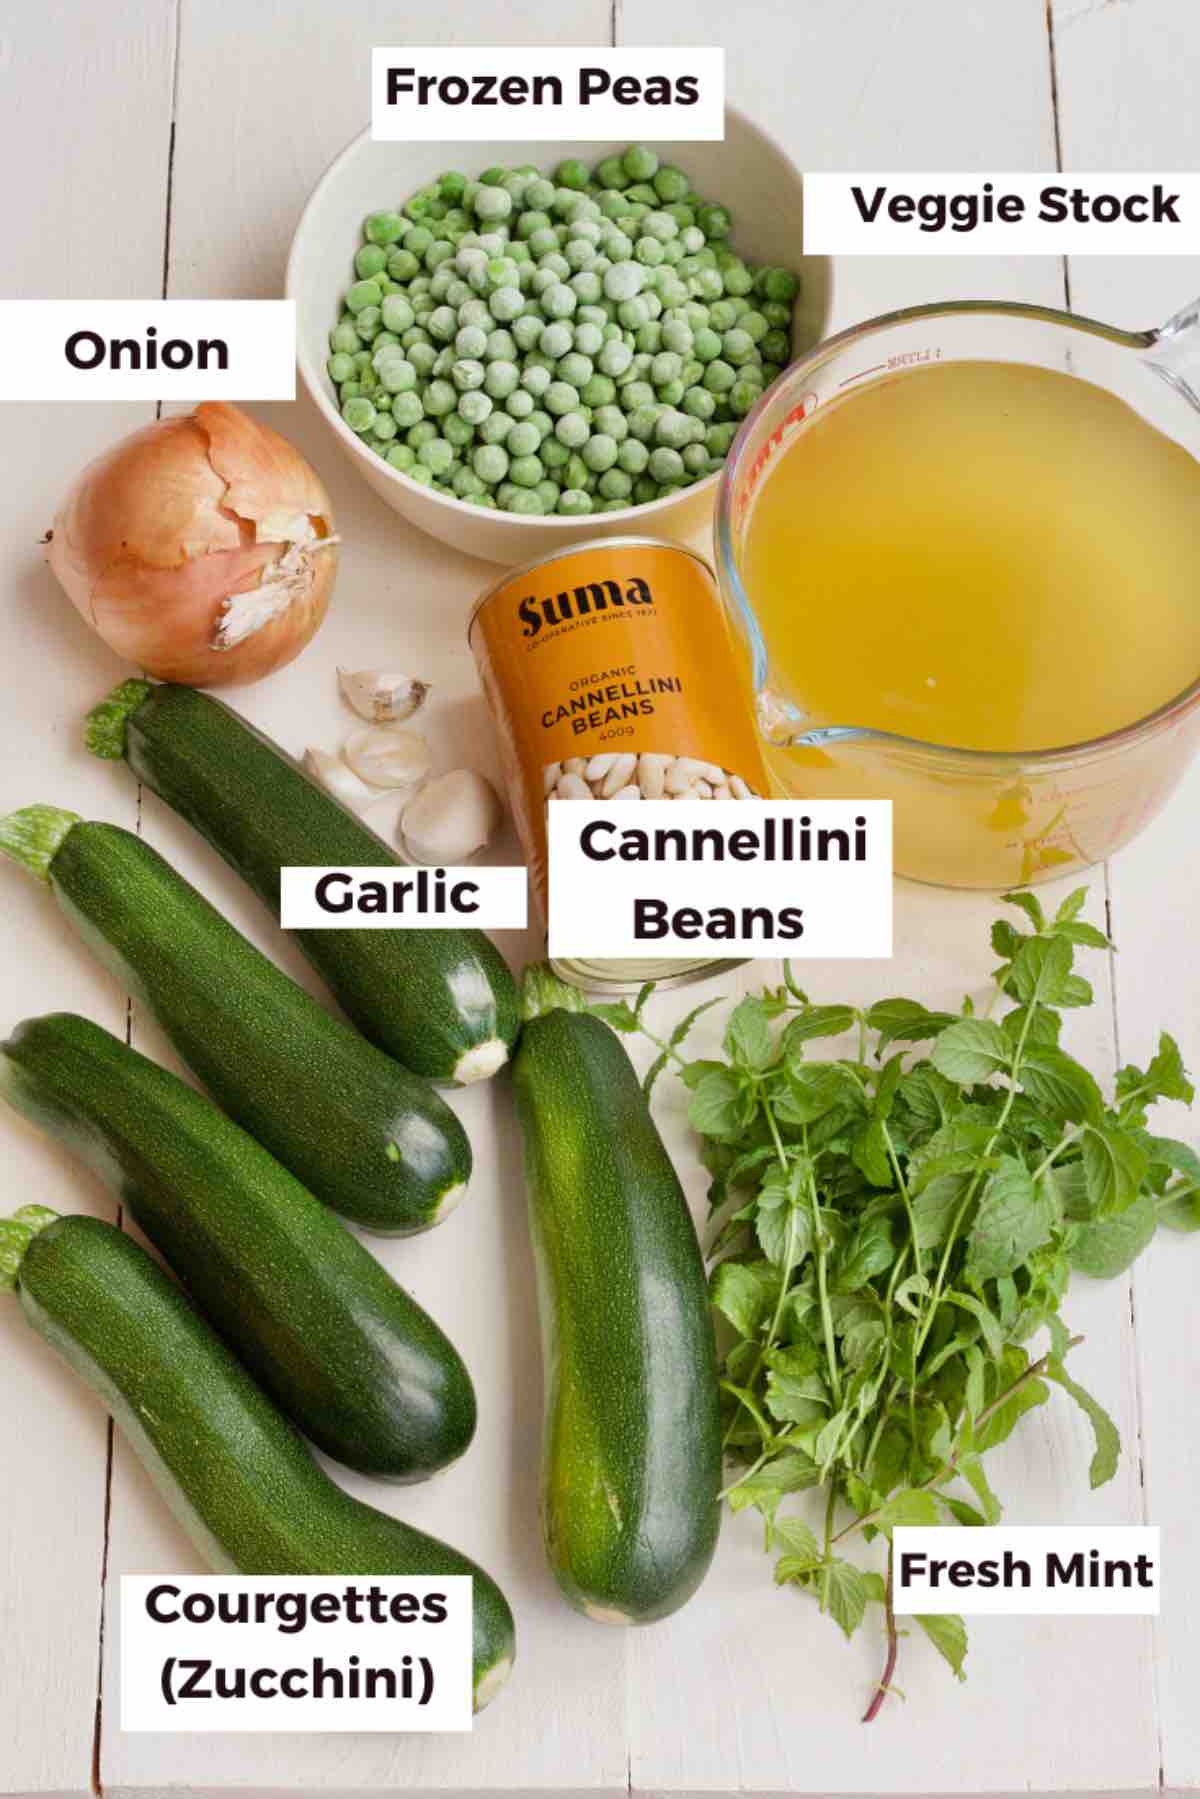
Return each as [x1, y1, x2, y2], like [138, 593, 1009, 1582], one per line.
[1144, 294, 1200, 410]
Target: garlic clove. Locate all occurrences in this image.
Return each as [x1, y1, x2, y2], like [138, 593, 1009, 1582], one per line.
[303, 746, 379, 809]
[343, 724, 431, 791]
[338, 667, 431, 723]
[399, 769, 504, 866]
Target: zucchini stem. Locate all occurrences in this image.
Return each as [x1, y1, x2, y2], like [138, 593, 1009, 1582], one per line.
[0, 805, 81, 881]
[84, 678, 153, 760]
[0, 1206, 58, 1290]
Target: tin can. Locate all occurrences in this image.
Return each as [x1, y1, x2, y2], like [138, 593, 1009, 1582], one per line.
[468, 535, 771, 993]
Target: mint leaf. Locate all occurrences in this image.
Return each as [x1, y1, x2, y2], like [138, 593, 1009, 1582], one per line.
[823, 1558, 870, 1639]
[966, 1158, 1055, 1281]
[775, 1063, 853, 1125]
[913, 1173, 970, 1250]
[712, 1261, 771, 1338]
[931, 1018, 1010, 1085]
[1069, 1191, 1157, 1279]
[1002, 890, 1047, 931]
[757, 1200, 811, 1272]
[590, 1000, 639, 1032]
[1002, 1004, 1062, 1050]
[852, 1118, 892, 1187]
[727, 1449, 821, 1514]
[781, 1004, 856, 1049]
[945, 1290, 1006, 1358]
[1019, 1047, 1105, 1125]
[866, 997, 956, 1054]
[1145, 1032, 1195, 1104]
[1080, 1125, 1148, 1216]
[688, 1068, 748, 1138]
[873, 1488, 940, 1531]
[724, 996, 774, 1070]
[916, 1613, 968, 1681]
[1008, 933, 1074, 1007]
[772, 1515, 821, 1563]
[1044, 1361, 1121, 1488]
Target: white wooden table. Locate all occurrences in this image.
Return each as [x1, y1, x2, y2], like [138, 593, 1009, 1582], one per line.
[2, 3, 1200, 1794]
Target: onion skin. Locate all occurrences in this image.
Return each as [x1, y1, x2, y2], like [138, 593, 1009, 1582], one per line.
[46, 402, 338, 688]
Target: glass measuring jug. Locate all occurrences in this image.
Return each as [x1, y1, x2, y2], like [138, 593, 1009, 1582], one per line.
[715, 296, 1200, 888]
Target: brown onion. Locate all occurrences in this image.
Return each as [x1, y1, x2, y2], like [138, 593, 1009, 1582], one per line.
[46, 402, 339, 687]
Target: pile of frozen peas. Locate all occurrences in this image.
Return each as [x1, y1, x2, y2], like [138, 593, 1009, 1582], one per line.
[328, 146, 799, 515]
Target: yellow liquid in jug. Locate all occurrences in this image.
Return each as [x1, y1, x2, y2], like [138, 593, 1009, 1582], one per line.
[744, 360, 1200, 753]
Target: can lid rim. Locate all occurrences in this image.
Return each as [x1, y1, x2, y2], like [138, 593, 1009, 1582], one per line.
[465, 535, 717, 642]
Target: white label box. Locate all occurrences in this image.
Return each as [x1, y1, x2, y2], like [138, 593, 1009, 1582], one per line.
[805, 173, 1200, 255]
[893, 1527, 1160, 1615]
[279, 865, 528, 931]
[120, 1576, 473, 1732]
[0, 300, 295, 400]
[371, 47, 724, 141]
[547, 799, 892, 960]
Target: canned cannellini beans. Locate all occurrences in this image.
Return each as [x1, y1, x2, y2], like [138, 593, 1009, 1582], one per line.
[468, 536, 771, 991]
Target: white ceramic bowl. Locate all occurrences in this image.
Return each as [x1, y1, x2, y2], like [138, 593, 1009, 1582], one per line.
[287, 113, 827, 564]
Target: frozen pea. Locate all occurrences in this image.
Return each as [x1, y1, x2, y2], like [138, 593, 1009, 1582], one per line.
[652, 164, 690, 203]
[722, 261, 754, 297]
[762, 300, 792, 329]
[417, 435, 455, 476]
[356, 243, 388, 279]
[622, 146, 659, 183]
[555, 157, 590, 190]
[331, 319, 361, 354]
[604, 260, 645, 304]
[507, 490, 544, 515]
[682, 383, 716, 420]
[696, 201, 731, 239]
[761, 361, 783, 384]
[451, 465, 486, 500]
[654, 409, 693, 450]
[598, 468, 633, 501]
[479, 411, 514, 444]
[571, 271, 603, 305]
[616, 295, 650, 330]
[539, 252, 571, 282]
[691, 267, 724, 302]
[506, 389, 535, 420]
[528, 409, 554, 440]
[365, 210, 405, 246]
[729, 377, 764, 416]
[565, 238, 596, 272]
[580, 373, 617, 408]
[386, 443, 416, 471]
[574, 320, 604, 357]
[634, 475, 658, 504]
[407, 420, 438, 448]
[443, 412, 474, 448]
[342, 396, 376, 433]
[620, 380, 655, 412]
[327, 351, 355, 383]
[426, 305, 457, 342]
[481, 361, 517, 403]
[597, 337, 634, 378]
[372, 330, 400, 351]
[595, 155, 629, 190]
[558, 488, 593, 516]
[539, 320, 574, 360]
[423, 378, 456, 417]
[444, 278, 471, 309]
[474, 185, 513, 222]
[528, 225, 559, 260]
[507, 421, 541, 458]
[473, 443, 509, 485]
[706, 422, 737, 457]
[661, 319, 694, 355]
[484, 326, 517, 359]
[432, 347, 455, 377]
[557, 351, 593, 389]
[354, 306, 382, 341]
[506, 451, 542, 488]
[740, 309, 770, 343]
[761, 329, 791, 363]
[536, 476, 563, 510]
[377, 357, 417, 393]
[617, 436, 649, 474]
[458, 389, 493, 426]
[521, 363, 553, 397]
[407, 464, 435, 486]
[375, 392, 394, 410]
[758, 266, 800, 303]
[554, 411, 589, 449]
[703, 358, 736, 394]
[541, 436, 570, 469]
[722, 328, 757, 367]
[628, 404, 663, 441]
[592, 404, 628, 440]
[544, 380, 580, 417]
[582, 433, 618, 472]
[453, 324, 486, 363]
[425, 240, 455, 272]
[679, 226, 705, 256]
[651, 350, 683, 387]
[657, 378, 685, 407]
[386, 247, 420, 282]
[525, 178, 557, 211]
[451, 358, 486, 392]
[529, 268, 557, 298]
[649, 445, 684, 483]
[635, 236, 665, 267]
[601, 228, 634, 263]
[636, 321, 663, 354]
[391, 391, 424, 428]
[404, 224, 434, 257]
[488, 285, 525, 323]
[407, 342, 437, 377]
[512, 313, 543, 351]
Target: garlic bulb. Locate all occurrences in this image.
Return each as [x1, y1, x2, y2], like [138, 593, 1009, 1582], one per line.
[303, 746, 379, 809]
[338, 668, 430, 723]
[343, 724, 431, 792]
[400, 769, 504, 865]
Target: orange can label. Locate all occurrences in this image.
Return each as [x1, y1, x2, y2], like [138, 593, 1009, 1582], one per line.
[469, 538, 769, 922]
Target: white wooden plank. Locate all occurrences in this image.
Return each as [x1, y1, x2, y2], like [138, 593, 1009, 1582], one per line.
[100, 3, 633, 1793]
[615, 0, 1157, 1789]
[1052, 3, 1200, 1787]
[0, 5, 176, 1796]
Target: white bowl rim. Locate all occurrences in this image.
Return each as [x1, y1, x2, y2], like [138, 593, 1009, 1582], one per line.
[285, 105, 805, 537]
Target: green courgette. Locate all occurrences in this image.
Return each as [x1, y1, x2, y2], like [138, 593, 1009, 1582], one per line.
[87, 680, 520, 1087]
[0, 1210, 514, 1710]
[0, 1012, 476, 1479]
[0, 808, 469, 1234]
[512, 993, 722, 1623]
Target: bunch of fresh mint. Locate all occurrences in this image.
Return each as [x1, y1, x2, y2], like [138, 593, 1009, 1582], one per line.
[559, 889, 1200, 1718]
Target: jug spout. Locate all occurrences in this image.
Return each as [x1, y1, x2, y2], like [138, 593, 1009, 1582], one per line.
[1145, 293, 1200, 411]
